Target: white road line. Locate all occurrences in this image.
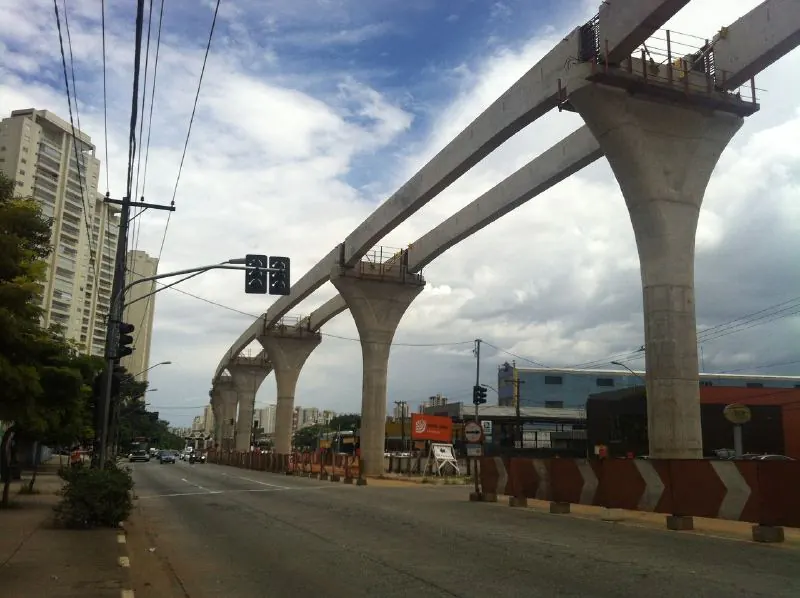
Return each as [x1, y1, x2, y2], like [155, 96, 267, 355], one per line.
[121, 590, 135, 598]
[231, 475, 290, 490]
[118, 556, 130, 568]
[180, 477, 215, 493]
[138, 486, 337, 499]
[117, 534, 127, 544]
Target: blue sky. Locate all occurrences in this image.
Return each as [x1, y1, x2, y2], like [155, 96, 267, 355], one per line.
[1, 0, 799, 426]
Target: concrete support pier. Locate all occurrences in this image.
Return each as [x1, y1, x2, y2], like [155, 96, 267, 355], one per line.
[331, 260, 425, 476]
[209, 389, 223, 448]
[227, 353, 270, 452]
[569, 84, 743, 458]
[213, 377, 239, 451]
[259, 329, 322, 455]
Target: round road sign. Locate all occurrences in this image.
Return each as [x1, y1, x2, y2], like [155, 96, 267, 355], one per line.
[723, 403, 752, 425]
[464, 421, 484, 443]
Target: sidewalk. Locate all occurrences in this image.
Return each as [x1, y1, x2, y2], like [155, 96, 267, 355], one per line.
[0, 459, 131, 598]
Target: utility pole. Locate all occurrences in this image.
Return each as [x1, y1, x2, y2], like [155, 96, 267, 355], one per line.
[96, 194, 176, 467]
[394, 401, 408, 452]
[473, 339, 482, 422]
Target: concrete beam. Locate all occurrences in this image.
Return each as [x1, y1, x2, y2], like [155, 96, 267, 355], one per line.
[297, 127, 602, 335]
[407, 126, 602, 271]
[714, 0, 800, 90]
[599, 0, 691, 64]
[251, 28, 583, 337]
[264, 246, 340, 330]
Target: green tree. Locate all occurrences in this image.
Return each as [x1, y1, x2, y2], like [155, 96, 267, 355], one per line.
[0, 173, 100, 503]
[0, 172, 52, 426]
[328, 413, 361, 431]
[292, 423, 331, 450]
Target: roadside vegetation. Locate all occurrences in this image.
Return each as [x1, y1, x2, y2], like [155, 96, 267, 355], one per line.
[0, 172, 170, 525]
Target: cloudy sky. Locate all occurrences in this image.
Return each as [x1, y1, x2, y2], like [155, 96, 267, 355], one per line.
[2, 0, 798, 426]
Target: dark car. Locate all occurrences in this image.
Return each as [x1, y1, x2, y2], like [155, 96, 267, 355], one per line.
[158, 451, 176, 464]
[129, 450, 150, 463]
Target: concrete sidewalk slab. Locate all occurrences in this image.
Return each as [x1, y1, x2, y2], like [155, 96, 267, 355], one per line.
[0, 468, 131, 598]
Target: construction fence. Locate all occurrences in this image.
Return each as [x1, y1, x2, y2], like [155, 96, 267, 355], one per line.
[480, 457, 800, 528]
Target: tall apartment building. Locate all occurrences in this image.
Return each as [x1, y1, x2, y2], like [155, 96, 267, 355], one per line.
[121, 250, 159, 381]
[0, 108, 117, 354]
[254, 404, 276, 435]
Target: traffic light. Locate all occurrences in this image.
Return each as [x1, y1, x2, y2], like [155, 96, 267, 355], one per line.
[245, 254, 268, 294]
[117, 322, 135, 358]
[268, 256, 290, 296]
[472, 385, 487, 405]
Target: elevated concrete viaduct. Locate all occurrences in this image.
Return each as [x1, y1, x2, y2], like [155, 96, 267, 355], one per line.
[211, 0, 800, 464]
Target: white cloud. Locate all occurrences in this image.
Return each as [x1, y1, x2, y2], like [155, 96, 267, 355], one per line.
[2, 0, 799, 426]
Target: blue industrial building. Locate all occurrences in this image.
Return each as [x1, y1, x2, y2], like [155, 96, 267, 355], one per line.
[497, 365, 800, 409]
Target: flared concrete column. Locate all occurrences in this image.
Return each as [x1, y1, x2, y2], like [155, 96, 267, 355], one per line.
[228, 354, 270, 451]
[209, 389, 222, 448]
[259, 330, 322, 455]
[569, 84, 743, 458]
[214, 378, 238, 451]
[331, 265, 425, 475]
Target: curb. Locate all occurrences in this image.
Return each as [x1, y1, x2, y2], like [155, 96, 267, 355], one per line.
[117, 521, 135, 598]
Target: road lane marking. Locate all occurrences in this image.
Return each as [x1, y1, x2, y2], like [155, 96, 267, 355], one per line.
[121, 590, 135, 598]
[220, 472, 290, 489]
[137, 485, 338, 499]
[118, 556, 130, 568]
[117, 534, 127, 544]
[180, 477, 215, 493]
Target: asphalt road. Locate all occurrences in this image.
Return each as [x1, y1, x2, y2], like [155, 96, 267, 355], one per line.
[127, 460, 800, 598]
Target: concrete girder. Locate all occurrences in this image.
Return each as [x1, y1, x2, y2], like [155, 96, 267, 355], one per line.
[297, 125, 604, 335]
[598, 0, 691, 64]
[258, 329, 322, 455]
[713, 0, 800, 90]
[215, 5, 695, 382]
[261, 28, 583, 331]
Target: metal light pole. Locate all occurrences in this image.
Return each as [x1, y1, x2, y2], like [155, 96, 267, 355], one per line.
[132, 361, 172, 378]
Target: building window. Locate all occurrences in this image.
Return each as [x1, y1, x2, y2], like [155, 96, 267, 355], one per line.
[545, 400, 564, 408]
[746, 382, 764, 388]
[544, 376, 563, 385]
[596, 378, 615, 387]
[700, 381, 713, 387]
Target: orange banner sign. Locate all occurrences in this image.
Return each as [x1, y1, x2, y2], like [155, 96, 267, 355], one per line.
[411, 414, 453, 442]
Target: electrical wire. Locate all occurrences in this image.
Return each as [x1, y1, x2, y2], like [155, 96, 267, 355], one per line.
[100, 0, 110, 194]
[131, 0, 221, 350]
[53, 0, 98, 272]
[140, 0, 165, 203]
[128, 0, 155, 344]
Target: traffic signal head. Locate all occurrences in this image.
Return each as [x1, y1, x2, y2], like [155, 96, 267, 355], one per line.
[472, 384, 487, 405]
[268, 256, 290, 296]
[117, 322, 135, 358]
[245, 254, 268, 295]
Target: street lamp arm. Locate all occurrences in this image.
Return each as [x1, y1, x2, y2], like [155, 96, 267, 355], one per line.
[611, 361, 646, 384]
[117, 261, 249, 310]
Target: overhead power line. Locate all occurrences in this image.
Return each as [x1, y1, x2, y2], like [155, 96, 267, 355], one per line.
[101, 0, 110, 193]
[53, 0, 99, 275]
[132, 0, 221, 352]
